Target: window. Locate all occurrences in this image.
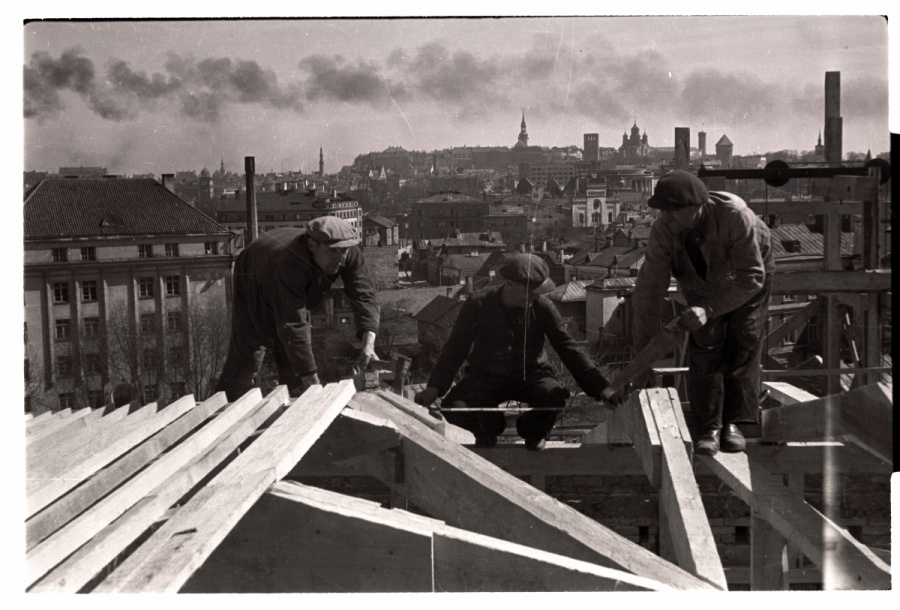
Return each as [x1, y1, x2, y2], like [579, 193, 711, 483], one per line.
[143, 348, 157, 369]
[83, 317, 100, 338]
[204, 241, 218, 255]
[52, 248, 67, 262]
[57, 355, 73, 377]
[139, 277, 155, 298]
[53, 282, 69, 303]
[58, 392, 76, 410]
[139, 245, 154, 259]
[87, 390, 105, 408]
[55, 319, 70, 341]
[24, 359, 30, 383]
[167, 310, 182, 333]
[168, 345, 184, 364]
[82, 280, 98, 302]
[85, 353, 102, 375]
[143, 384, 158, 400]
[140, 313, 156, 334]
[165, 275, 181, 296]
[165, 244, 179, 257]
[24, 322, 27, 344]
[81, 247, 96, 261]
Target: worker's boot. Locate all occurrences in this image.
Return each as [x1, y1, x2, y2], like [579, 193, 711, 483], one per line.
[720, 424, 746, 453]
[694, 428, 721, 456]
[524, 437, 547, 452]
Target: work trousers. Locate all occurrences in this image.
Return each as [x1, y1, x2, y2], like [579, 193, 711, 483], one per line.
[214, 292, 306, 402]
[441, 368, 570, 442]
[687, 276, 773, 432]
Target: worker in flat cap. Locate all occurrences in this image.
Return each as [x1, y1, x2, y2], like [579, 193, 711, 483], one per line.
[415, 254, 615, 451]
[215, 216, 380, 400]
[633, 170, 774, 455]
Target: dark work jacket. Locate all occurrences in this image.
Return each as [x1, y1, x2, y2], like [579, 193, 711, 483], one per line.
[427, 286, 609, 398]
[632, 191, 775, 352]
[232, 228, 380, 376]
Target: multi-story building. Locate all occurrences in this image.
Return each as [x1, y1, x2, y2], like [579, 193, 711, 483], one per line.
[24, 177, 235, 413]
[212, 187, 362, 244]
[408, 193, 490, 242]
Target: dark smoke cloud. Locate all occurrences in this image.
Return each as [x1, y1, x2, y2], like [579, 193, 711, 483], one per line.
[299, 55, 396, 104]
[679, 69, 779, 125]
[24, 49, 96, 119]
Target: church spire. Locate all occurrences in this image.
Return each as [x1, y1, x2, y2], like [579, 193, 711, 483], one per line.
[516, 109, 529, 148]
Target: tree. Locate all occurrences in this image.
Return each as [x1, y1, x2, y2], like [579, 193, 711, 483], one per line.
[106, 301, 168, 406]
[179, 298, 230, 401]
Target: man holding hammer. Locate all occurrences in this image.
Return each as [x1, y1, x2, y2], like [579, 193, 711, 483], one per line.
[633, 171, 774, 456]
[215, 216, 380, 400]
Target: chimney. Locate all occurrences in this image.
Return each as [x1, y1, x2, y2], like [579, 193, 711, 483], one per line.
[824, 71, 842, 163]
[466, 275, 474, 294]
[161, 173, 175, 193]
[446, 286, 453, 297]
[519, 243, 526, 253]
[332, 188, 338, 198]
[245, 156, 258, 244]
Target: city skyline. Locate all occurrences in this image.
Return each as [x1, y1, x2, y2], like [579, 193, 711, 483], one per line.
[23, 15, 893, 176]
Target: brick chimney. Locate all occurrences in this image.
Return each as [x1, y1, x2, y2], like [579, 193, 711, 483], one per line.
[161, 173, 175, 193]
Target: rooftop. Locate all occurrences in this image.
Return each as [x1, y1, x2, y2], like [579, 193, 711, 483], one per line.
[24, 178, 230, 240]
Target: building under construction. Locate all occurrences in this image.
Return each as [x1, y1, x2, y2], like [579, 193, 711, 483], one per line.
[24, 72, 892, 593]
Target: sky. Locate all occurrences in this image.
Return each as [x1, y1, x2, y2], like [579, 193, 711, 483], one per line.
[18, 11, 896, 177]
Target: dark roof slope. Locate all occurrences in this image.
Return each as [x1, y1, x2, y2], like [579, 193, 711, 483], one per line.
[24, 178, 230, 239]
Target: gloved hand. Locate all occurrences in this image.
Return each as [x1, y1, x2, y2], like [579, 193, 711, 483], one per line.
[414, 386, 441, 407]
[301, 373, 321, 389]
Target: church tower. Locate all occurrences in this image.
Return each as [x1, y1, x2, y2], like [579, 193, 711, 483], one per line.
[516, 110, 529, 148]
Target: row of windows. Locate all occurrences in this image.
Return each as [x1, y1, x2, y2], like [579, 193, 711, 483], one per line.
[52, 243, 219, 261]
[53, 382, 188, 410]
[52, 311, 182, 341]
[53, 344, 186, 378]
[51, 276, 181, 304]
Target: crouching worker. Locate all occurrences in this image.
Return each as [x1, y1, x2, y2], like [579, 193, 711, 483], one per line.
[215, 216, 380, 401]
[415, 254, 615, 451]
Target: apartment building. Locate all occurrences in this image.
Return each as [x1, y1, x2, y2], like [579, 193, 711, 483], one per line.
[24, 177, 235, 412]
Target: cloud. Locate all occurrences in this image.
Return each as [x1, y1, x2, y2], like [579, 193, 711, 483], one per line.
[299, 55, 395, 104]
[24, 48, 96, 120]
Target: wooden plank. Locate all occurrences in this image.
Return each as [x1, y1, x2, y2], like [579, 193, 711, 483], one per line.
[31, 387, 287, 593]
[631, 391, 661, 488]
[26, 399, 195, 518]
[647, 389, 727, 589]
[751, 513, 788, 590]
[363, 390, 474, 445]
[747, 199, 865, 216]
[25, 412, 34, 421]
[26, 391, 230, 550]
[808, 175, 879, 201]
[771, 270, 891, 294]
[697, 451, 891, 590]
[335, 392, 715, 590]
[181, 480, 435, 593]
[94, 380, 356, 592]
[26, 408, 72, 430]
[760, 383, 892, 463]
[764, 297, 822, 347]
[26, 407, 93, 443]
[26, 400, 159, 483]
[293, 407, 401, 474]
[762, 381, 819, 405]
[26, 388, 278, 588]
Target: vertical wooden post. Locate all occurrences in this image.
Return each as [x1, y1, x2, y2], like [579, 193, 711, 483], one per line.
[751, 512, 789, 590]
[822, 210, 842, 395]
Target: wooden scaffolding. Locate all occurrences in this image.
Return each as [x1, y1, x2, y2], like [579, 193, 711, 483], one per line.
[25, 167, 892, 592]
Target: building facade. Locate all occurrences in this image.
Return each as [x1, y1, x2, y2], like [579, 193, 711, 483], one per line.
[24, 178, 236, 413]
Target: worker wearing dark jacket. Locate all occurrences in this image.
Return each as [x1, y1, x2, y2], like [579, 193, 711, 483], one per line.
[415, 254, 612, 451]
[215, 216, 380, 400]
[633, 171, 774, 456]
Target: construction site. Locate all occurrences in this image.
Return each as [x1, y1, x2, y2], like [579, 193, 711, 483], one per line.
[24, 73, 892, 594]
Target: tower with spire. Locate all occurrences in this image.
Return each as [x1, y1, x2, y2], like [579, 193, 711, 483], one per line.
[515, 110, 529, 148]
[814, 131, 825, 158]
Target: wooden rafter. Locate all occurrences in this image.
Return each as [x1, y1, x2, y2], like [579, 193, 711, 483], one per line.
[182, 480, 671, 593]
[341, 391, 716, 590]
[93, 380, 356, 593]
[761, 382, 892, 464]
[697, 451, 891, 590]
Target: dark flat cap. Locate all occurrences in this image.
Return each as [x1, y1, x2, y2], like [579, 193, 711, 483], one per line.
[648, 171, 709, 211]
[307, 216, 359, 247]
[498, 254, 556, 294]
